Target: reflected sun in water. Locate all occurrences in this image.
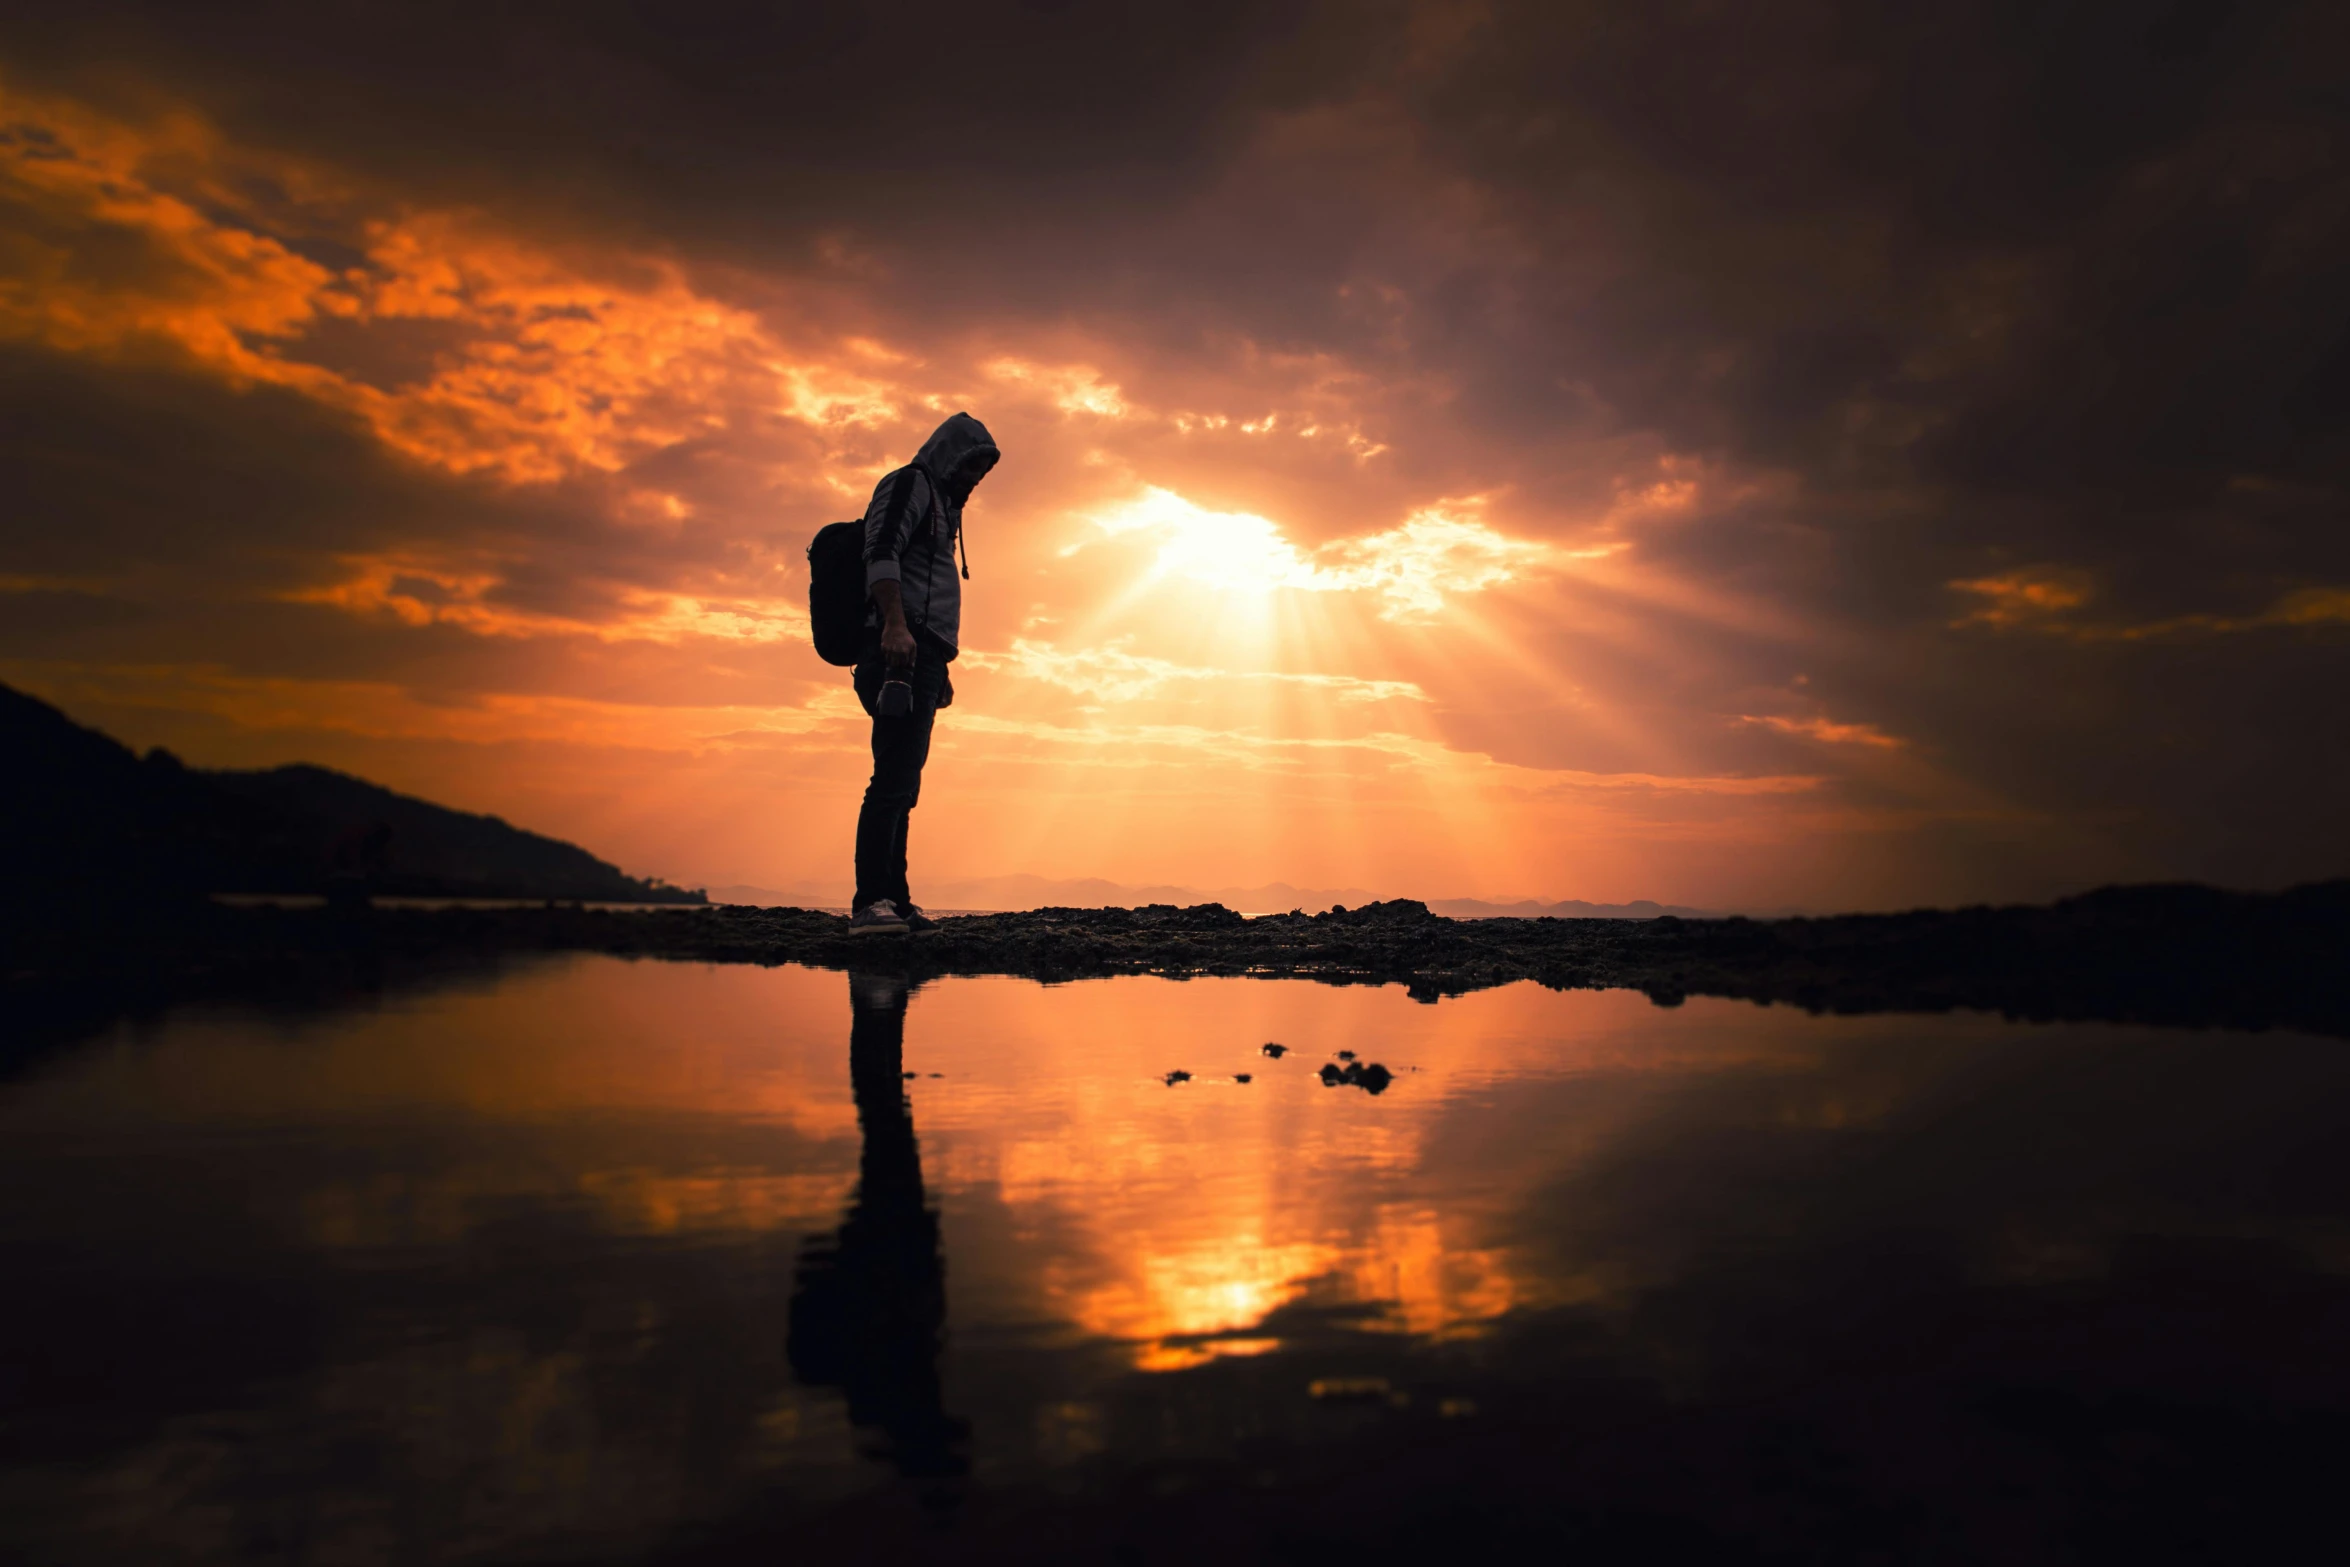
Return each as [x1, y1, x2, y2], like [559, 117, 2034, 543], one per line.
[1, 956, 1942, 1375]
[7, 953, 2350, 1562]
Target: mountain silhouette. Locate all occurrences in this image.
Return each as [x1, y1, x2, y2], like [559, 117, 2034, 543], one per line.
[1, 683, 701, 908]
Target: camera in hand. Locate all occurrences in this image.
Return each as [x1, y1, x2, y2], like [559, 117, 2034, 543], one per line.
[877, 668, 914, 717]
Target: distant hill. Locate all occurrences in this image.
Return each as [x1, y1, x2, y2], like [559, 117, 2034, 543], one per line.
[1425, 896, 1720, 920]
[0, 683, 702, 906]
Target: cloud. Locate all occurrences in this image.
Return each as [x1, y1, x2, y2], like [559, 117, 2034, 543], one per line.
[1080, 487, 1562, 619]
[285, 554, 810, 646]
[1950, 571, 2350, 641]
[972, 637, 1428, 707]
[983, 357, 1130, 419]
[1737, 714, 1905, 750]
[1323, 503, 1578, 619]
[2, 2, 2347, 904]
[0, 84, 891, 490]
[1947, 568, 2095, 629]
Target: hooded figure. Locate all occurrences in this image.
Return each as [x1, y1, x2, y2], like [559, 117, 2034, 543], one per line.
[860, 411, 998, 656]
[848, 413, 1000, 934]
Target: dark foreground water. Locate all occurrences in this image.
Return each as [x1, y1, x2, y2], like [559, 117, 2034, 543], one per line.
[3, 956, 2347, 1564]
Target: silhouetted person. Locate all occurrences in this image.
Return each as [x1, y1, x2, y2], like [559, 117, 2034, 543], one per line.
[847, 413, 1000, 935]
[787, 969, 966, 1481]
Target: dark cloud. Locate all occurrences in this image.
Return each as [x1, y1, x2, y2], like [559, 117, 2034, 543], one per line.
[2, 0, 2345, 898]
[13, 2, 2339, 526]
[0, 0, 1380, 245]
[1420, 2, 2350, 530]
[0, 345, 508, 588]
[0, 344, 821, 708]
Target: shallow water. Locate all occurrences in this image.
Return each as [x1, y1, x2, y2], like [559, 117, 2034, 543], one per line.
[3, 955, 2347, 1564]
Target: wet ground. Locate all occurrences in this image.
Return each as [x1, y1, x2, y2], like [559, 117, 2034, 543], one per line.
[4, 954, 2348, 1563]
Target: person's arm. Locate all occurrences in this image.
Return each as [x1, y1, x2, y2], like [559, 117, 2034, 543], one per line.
[870, 578, 916, 669]
[861, 466, 926, 669]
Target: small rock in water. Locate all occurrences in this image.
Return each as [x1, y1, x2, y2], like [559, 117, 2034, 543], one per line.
[1319, 1061, 1395, 1095]
[1336, 1049, 1357, 1061]
[900, 1071, 917, 1080]
[1261, 1043, 1288, 1058]
[1234, 1073, 1253, 1084]
[1163, 1070, 1193, 1086]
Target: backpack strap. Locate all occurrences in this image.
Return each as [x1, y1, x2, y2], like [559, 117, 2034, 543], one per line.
[901, 455, 977, 578]
[875, 463, 935, 631]
[877, 464, 922, 556]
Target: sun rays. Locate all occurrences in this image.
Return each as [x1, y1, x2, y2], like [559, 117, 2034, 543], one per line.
[0, 78, 1989, 907]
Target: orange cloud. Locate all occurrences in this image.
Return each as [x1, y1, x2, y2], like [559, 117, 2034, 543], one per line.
[0, 82, 885, 490]
[2088, 586, 2350, 641]
[1738, 714, 1905, 749]
[1950, 568, 2350, 642]
[1076, 487, 1569, 620]
[1947, 566, 2095, 628]
[982, 355, 1131, 418]
[967, 637, 1430, 707]
[286, 554, 809, 646]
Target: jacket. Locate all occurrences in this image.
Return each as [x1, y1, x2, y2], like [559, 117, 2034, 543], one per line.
[861, 411, 998, 655]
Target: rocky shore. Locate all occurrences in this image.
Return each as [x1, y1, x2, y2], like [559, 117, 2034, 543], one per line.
[13, 881, 2343, 1063]
[624, 883, 2350, 1035]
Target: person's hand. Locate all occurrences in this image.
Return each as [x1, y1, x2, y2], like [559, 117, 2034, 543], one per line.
[870, 578, 916, 669]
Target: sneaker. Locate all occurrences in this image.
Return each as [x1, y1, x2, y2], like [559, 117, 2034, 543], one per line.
[903, 904, 939, 933]
[848, 899, 909, 936]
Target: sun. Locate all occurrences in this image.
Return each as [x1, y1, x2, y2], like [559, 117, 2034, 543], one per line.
[1082, 486, 1325, 598]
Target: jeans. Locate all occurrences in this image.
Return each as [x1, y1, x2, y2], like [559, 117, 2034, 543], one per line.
[851, 634, 952, 911]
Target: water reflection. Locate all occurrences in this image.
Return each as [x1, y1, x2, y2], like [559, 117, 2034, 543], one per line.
[1, 956, 2347, 1563]
[787, 971, 965, 1482]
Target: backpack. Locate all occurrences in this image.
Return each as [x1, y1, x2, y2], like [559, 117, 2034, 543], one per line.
[806, 519, 868, 666]
[807, 464, 956, 667]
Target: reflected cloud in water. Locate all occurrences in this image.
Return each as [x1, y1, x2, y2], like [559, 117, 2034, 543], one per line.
[2, 956, 2348, 1562]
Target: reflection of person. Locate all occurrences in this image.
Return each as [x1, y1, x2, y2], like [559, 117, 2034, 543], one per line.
[786, 969, 966, 1480]
[849, 412, 1001, 936]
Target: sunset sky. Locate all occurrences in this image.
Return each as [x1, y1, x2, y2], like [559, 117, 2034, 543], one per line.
[3, 2, 2345, 909]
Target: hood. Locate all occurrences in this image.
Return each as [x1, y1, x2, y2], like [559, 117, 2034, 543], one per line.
[913, 411, 999, 501]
